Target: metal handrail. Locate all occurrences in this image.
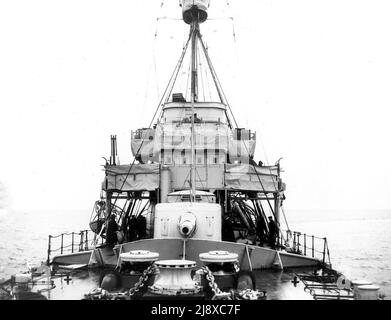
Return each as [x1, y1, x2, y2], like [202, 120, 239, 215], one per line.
[279, 229, 332, 268]
[46, 230, 104, 265]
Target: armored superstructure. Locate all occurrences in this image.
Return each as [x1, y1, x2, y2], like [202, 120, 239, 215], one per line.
[102, 0, 287, 251]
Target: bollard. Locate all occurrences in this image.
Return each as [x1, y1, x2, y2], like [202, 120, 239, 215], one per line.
[356, 285, 380, 300]
[351, 279, 372, 299]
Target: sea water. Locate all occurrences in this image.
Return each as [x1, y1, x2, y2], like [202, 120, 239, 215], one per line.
[289, 209, 391, 298]
[0, 208, 390, 298]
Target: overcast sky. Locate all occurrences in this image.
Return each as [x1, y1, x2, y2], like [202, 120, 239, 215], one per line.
[0, 0, 390, 214]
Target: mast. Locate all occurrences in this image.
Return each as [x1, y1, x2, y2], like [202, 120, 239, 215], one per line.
[190, 20, 199, 202]
[181, 1, 210, 202]
[190, 22, 199, 103]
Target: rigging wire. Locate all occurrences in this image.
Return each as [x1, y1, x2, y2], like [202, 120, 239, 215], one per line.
[155, 32, 192, 123]
[153, 24, 161, 100]
[106, 4, 192, 217]
[224, 2, 284, 228]
[164, 33, 193, 104]
[230, 17, 237, 43]
[136, 201, 151, 218]
[203, 52, 213, 101]
[235, 133, 287, 234]
[152, 2, 168, 101]
[185, 58, 192, 101]
[143, 3, 169, 115]
[134, 199, 142, 217]
[223, 1, 289, 233]
[196, 38, 213, 102]
[198, 42, 206, 101]
[142, 58, 153, 111]
[198, 36, 237, 128]
[205, 17, 234, 20]
[222, 2, 273, 172]
[224, 0, 241, 122]
[177, 54, 186, 96]
[157, 16, 182, 21]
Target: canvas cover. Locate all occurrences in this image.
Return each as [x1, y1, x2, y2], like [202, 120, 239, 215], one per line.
[104, 164, 159, 191]
[225, 164, 282, 193]
[103, 163, 283, 193]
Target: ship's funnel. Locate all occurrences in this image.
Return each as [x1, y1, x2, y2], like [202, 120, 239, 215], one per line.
[181, 0, 210, 24]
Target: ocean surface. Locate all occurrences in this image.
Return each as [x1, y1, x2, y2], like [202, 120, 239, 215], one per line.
[0, 208, 390, 299]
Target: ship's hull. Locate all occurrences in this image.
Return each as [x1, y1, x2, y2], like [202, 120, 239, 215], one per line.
[52, 238, 321, 270]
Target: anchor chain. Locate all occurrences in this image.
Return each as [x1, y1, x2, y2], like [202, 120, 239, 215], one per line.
[83, 264, 157, 300]
[83, 288, 129, 300]
[202, 266, 231, 300]
[128, 264, 157, 298]
[84, 264, 266, 300]
[234, 288, 266, 300]
[202, 266, 267, 300]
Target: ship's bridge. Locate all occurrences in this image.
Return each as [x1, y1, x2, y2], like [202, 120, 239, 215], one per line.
[160, 102, 228, 124]
[131, 123, 257, 165]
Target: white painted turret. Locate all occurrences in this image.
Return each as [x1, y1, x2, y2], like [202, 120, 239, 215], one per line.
[154, 201, 221, 241]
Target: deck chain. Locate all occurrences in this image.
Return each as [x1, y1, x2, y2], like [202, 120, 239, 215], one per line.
[128, 264, 157, 297]
[202, 266, 232, 300]
[202, 266, 267, 300]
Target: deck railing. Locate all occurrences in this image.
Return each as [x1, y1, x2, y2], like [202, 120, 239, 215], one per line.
[46, 227, 332, 268]
[46, 230, 104, 265]
[278, 230, 332, 267]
